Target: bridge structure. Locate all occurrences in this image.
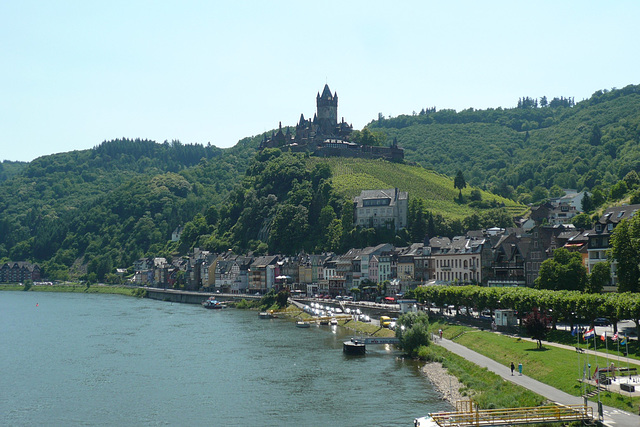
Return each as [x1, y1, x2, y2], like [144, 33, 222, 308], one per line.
[420, 403, 593, 427]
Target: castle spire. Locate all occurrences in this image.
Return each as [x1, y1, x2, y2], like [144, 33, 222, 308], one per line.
[321, 84, 332, 99]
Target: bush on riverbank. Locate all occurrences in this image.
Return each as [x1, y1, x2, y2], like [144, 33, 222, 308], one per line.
[396, 311, 431, 357]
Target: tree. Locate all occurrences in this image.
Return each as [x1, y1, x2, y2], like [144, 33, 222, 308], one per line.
[268, 204, 309, 254]
[587, 262, 611, 294]
[624, 170, 640, 189]
[454, 170, 467, 198]
[276, 290, 289, 308]
[531, 186, 549, 203]
[469, 189, 482, 201]
[581, 192, 594, 213]
[589, 124, 602, 146]
[522, 307, 550, 349]
[539, 96, 548, 108]
[396, 311, 430, 357]
[571, 213, 592, 230]
[609, 218, 640, 292]
[535, 248, 587, 291]
[610, 180, 628, 200]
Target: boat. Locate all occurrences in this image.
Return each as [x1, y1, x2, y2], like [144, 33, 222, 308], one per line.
[330, 318, 338, 326]
[202, 297, 224, 309]
[319, 319, 329, 325]
[296, 321, 310, 328]
[258, 311, 273, 319]
[413, 416, 438, 427]
[343, 338, 366, 355]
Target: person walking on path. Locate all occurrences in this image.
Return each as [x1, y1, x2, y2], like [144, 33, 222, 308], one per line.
[510, 362, 515, 375]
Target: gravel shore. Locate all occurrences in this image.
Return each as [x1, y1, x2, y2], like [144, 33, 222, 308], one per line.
[421, 362, 466, 405]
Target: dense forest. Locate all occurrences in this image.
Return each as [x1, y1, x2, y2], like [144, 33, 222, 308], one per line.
[0, 137, 259, 281]
[3, 83, 640, 282]
[177, 149, 520, 259]
[369, 84, 640, 204]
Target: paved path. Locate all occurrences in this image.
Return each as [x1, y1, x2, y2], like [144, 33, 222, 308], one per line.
[435, 337, 640, 426]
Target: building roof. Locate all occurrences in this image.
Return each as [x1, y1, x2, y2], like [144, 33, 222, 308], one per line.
[320, 83, 333, 99]
[597, 204, 640, 226]
[354, 188, 408, 208]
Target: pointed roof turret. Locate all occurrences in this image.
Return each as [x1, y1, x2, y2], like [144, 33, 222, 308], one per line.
[321, 84, 332, 99]
[299, 113, 305, 125]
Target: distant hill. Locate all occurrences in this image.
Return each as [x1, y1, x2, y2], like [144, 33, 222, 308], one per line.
[0, 137, 259, 280]
[0, 161, 27, 182]
[368, 84, 640, 203]
[3, 83, 640, 281]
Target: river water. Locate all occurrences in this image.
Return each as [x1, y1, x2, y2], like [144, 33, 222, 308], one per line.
[1, 291, 449, 426]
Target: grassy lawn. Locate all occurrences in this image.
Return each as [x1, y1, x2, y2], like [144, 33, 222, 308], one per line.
[340, 318, 396, 337]
[432, 321, 640, 412]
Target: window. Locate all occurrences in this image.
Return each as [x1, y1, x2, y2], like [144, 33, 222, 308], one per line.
[607, 223, 614, 231]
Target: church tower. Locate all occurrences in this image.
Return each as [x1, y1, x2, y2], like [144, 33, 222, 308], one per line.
[316, 84, 338, 137]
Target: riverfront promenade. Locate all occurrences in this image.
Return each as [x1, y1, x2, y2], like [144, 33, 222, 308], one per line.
[435, 337, 640, 426]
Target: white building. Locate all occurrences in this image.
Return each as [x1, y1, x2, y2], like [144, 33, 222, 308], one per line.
[354, 188, 408, 230]
[431, 236, 484, 284]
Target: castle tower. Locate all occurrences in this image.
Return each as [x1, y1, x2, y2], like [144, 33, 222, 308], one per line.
[316, 84, 338, 137]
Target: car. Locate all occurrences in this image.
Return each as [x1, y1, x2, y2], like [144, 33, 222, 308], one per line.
[593, 317, 611, 326]
[336, 295, 343, 300]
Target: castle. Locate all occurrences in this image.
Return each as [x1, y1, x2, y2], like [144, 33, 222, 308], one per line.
[259, 84, 404, 161]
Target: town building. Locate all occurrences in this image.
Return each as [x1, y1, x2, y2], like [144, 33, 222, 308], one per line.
[431, 236, 484, 284]
[586, 204, 640, 291]
[354, 188, 408, 230]
[0, 261, 41, 283]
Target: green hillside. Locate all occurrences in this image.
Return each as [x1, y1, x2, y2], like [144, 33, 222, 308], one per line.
[307, 157, 526, 219]
[4, 83, 640, 282]
[368, 84, 640, 204]
[0, 137, 260, 280]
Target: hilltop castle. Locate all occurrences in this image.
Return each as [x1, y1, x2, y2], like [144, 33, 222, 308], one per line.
[259, 85, 404, 161]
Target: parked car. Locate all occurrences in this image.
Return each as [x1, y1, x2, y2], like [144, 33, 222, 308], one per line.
[593, 317, 611, 326]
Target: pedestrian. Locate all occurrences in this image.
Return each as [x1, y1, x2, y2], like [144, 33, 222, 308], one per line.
[510, 362, 515, 376]
[439, 329, 443, 340]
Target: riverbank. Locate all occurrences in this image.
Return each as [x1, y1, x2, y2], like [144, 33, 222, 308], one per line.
[0, 283, 146, 297]
[421, 362, 465, 405]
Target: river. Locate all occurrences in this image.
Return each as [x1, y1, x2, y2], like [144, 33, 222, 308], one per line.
[0, 291, 450, 426]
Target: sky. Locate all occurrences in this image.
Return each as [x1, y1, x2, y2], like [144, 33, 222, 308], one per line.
[2, 1, 639, 162]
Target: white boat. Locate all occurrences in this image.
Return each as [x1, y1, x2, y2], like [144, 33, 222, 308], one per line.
[330, 318, 338, 326]
[296, 321, 310, 328]
[413, 416, 438, 427]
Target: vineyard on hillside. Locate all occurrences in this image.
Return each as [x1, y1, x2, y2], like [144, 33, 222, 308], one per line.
[307, 157, 527, 220]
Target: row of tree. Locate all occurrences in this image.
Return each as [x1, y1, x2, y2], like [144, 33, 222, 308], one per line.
[409, 285, 640, 337]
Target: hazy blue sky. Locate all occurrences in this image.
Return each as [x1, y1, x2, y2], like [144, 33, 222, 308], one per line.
[2, 1, 639, 162]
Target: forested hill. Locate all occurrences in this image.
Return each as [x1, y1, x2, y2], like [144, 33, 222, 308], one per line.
[368, 84, 640, 204]
[0, 161, 28, 182]
[0, 137, 259, 280]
